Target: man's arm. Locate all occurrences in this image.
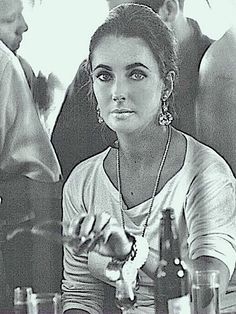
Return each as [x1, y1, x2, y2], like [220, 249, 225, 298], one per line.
[196, 36, 236, 175]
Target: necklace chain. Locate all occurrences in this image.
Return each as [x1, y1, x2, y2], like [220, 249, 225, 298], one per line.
[116, 126, 172, 237]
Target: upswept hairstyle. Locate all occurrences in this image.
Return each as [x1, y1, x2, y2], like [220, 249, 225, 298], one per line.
[134, 0, 185, 12]
[87, 3, 178, 82]
[133, 0, 166, 13]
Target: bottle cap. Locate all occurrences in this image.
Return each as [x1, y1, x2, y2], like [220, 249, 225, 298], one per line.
[161, 208, 175, 219]
[14, 287, 33, 304]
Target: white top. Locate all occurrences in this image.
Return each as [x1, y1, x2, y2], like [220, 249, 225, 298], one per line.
[0, 41, 61, 182]
[62, 132, 236, 314]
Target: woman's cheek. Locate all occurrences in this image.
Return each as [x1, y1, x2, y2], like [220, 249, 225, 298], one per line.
[94, 84, 109, 103]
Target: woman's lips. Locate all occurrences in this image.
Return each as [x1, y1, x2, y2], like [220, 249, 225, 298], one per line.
[111, 109, 135, 119]
[112, 109, 134, 113]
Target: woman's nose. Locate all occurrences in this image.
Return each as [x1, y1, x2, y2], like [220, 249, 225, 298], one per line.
[112, 95, 126, 102]
[112, 79, 127, 102]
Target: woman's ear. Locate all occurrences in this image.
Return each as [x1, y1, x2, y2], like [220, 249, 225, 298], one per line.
[162, 70, 175, 100]
[158, 0, 179, 25]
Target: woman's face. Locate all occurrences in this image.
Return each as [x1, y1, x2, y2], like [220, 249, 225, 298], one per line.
[91, 35, 165, 135]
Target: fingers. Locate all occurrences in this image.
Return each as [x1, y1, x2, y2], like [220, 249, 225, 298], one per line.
[91, 212, 111, 235]
[102, 217, 122, 244]
[79, 215, 96, 240]
[67, 214, 86, 238]
[78, 212, 110, 238]
[68, 212, 132, 258]
[68, 212, 112, 253]
[84, 213, 111, 252]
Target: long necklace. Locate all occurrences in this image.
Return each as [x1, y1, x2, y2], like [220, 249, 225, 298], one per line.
[116, 126, 172, 237]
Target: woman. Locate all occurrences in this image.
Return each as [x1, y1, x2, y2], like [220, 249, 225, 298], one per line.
[62, 4, 236, 313]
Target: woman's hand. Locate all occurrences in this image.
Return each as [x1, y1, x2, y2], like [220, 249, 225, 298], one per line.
[67, 212, 133, 260]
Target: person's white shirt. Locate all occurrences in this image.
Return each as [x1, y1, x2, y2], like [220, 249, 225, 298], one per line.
[62, 132, 236, 313]
[0, 40, 61, 182]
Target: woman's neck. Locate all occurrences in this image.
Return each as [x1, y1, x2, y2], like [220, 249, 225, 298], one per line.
[117, 125, 169, 165]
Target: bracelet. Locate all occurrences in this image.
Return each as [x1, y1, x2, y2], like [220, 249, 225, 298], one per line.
[105, 234, 149, 283]
[122, 235, 149, 285]
[114, 232, 136, 262]
[105, 233, 135, 282]
[128, 235, 149, 269]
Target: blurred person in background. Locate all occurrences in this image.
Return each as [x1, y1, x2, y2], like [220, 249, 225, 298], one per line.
[196, 0, 236, 289]
[0, 0, 62, 308]
[0, 0, 60, 135]
[132, 0, 213, 136]
[196, 0, 236, 178]
[52, 0, 213, 180]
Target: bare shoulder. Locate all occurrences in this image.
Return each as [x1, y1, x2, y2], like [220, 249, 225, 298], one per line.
[200, 28, 236, 79]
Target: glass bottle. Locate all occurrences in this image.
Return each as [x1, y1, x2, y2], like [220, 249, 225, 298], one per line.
[14, 287, 33, 314]
[155, 208, 191, 314]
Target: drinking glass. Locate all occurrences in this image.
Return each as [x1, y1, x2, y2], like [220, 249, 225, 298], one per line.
[14, 286, 33, 314]
[115, 278, 137, 313]
[192, 270, 220, 314]
[31, 293, 62, 314]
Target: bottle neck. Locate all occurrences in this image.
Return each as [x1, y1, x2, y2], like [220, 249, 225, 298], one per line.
[159, 211, 181, 261]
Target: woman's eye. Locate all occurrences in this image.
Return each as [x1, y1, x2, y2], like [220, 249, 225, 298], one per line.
[130, 70, 147, 81]
[96, 72, 112, 82]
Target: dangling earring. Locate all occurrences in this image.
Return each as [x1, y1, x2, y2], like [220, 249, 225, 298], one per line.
[96, 106, 104, 124]
[158, 95, 173, 126]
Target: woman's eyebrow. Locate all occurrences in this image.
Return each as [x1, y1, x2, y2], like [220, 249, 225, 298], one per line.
[126, 62, 150, 71]
[93, 63, 150, 72]
[93, 64, 112, 71]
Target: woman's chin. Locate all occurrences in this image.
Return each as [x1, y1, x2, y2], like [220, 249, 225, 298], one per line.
[107, 123, 134, 134]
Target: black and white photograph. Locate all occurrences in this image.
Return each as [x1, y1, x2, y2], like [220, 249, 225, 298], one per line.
[0, 0, 236, 313]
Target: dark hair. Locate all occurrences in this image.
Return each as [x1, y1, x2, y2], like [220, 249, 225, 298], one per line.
[88, 3, 178, 81]
[86, 3, 178, 139]
[132, 0, 185, 12]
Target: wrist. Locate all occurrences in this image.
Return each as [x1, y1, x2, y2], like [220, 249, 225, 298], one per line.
[116, 233, 135, 261]
[105, 233, 149, 282]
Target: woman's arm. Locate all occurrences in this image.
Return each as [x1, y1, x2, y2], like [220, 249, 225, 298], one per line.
[185, 161, 236, 297]
[62, 179, 104, 314]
